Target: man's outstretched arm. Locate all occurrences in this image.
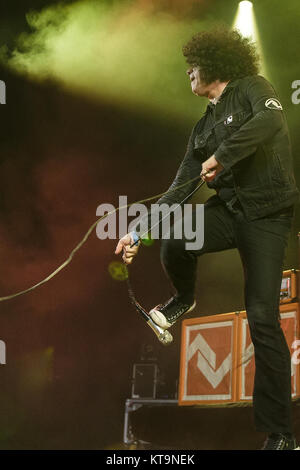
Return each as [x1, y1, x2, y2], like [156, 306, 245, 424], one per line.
[115, 124, 203, 264]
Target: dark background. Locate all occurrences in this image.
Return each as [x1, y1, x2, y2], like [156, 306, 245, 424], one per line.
[0, 0, 299, 449]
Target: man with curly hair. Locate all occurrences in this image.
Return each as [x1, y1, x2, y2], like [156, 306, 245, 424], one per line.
[115, 28, 299, 450]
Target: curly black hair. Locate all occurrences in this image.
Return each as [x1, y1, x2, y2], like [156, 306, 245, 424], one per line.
[182, 27, 260, 84]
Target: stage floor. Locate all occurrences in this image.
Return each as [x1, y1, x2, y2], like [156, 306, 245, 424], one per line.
[124, 398, 300, 450]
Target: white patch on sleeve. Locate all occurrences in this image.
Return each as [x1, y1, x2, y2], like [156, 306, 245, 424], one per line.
[265, 98, 283, 110]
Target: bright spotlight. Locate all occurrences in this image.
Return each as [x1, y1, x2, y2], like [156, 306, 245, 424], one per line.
[240, 1, 253, 7]
[233, 1, 267, 76]
[234, 1, 256, 41]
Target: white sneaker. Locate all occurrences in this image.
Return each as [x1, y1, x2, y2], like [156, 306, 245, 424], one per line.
[149, 296, 196, 330]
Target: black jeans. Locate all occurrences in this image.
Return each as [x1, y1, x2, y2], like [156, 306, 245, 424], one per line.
[160, 199, 294, 433]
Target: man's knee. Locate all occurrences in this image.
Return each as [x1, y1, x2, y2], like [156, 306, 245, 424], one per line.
[246, 304, 282, 339]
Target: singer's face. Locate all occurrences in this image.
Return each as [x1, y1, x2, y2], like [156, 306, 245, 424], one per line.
[186, 66, 210, 97]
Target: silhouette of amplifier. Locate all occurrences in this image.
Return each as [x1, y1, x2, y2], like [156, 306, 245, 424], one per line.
[280, 269, 299, 304]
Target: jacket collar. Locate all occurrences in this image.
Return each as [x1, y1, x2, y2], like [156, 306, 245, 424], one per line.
[205, 78, 240, 112]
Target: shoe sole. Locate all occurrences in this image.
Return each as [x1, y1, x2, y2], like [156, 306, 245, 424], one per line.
[149, 301, 196, 330]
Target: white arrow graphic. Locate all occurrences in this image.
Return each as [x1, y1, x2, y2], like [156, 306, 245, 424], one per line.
[241, 342, 254, 367]
[188, 333, 232, 389]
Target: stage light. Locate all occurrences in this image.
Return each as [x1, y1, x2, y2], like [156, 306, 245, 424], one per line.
[108, 261, 128, 281]
[233, 1, 267, 76]
[234, 1, 256, 41]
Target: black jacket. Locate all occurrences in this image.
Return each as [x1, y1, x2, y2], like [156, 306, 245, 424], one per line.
[153, 75, 299, 221]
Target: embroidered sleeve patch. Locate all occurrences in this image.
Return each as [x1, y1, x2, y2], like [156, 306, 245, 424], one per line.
[265, 98, 283, 110]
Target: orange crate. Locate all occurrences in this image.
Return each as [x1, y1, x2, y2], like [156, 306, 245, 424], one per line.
[178, 312, 240, 405]
[235, 302, 300, 401]
[280, 269, 299, 304]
